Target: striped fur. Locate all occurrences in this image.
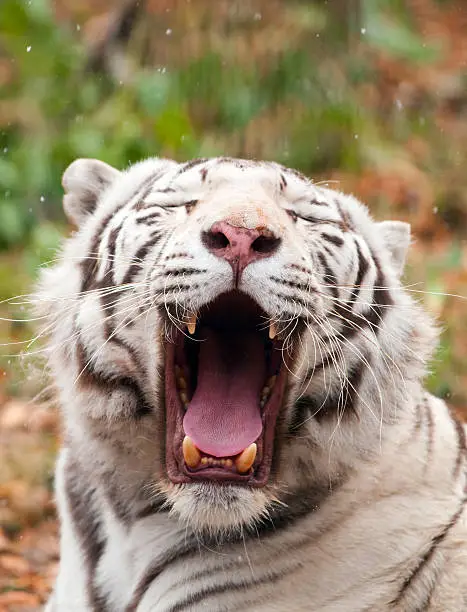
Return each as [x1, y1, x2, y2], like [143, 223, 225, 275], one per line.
[38, 157, 467, 611]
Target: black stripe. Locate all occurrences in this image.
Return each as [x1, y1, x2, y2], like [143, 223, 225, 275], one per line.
[390, 497, 466, 608]
[109, 335, 145, 373]
[364, 254, 393, 329]
[423, 397, 435, 475]
[177, 158, 208, 174]
[106, 225, 121, 267]
[153, 186, 176, 193]
[164, 267, 207, 277]
[311, 198, 330, 207]
[100, 469, 133, 526]
[334, 198, 353, 231]
[80, 172, 162, 292]
[76, 339, 151, 418]
[280, 173, 287, 190]
[297, 356, 366, 425]
[317, 252, 338, 298]
[348, 239, 369, 305]
[121, 233, 163, 285]
[273, 291, 310, 311]
[288, 396, 315, 434]
[269, 275, 310, 292]
[452, 414, 466, 480]
[64, 456, 108, 612]
[288, 263, 312, 275]
[136, 211, 161, 224]
[408, 403, 423, 444]
[100, 283, 125, 338]
[125, 540, 198, 612]
[285, 167, 309, 183]
[133, 498, 167, 520]
[164, 575, 281, 612]
[162, 282, 201, 292]
[334, 251, 392, 341]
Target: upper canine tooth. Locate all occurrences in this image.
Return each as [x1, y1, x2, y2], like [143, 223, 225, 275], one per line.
[235, 443, 257, 474]
[182, 436, 201, 468]
[269, 322, 278, 340]
[267, 375, 277, 388]
[187, 312, 197, 335]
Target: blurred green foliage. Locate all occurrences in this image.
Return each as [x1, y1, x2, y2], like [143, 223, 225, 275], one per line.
[0, 0, 432, 251]
[0, 0, 466, 403]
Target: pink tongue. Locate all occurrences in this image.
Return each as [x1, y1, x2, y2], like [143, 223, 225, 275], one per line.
[183, 328, 265, 457]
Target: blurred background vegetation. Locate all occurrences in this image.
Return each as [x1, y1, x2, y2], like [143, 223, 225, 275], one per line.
[0, 0, 467, 606]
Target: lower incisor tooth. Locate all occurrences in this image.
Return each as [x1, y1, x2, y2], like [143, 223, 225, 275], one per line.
[235, 443, 257, 474]
[182, 436, 201, 468]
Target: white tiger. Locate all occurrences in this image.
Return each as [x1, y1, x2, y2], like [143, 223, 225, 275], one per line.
[37, 156, 467, 611]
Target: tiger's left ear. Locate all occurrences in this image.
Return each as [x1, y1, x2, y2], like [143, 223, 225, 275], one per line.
[377, 220, 410, 277]
[62, 158, 121, 227]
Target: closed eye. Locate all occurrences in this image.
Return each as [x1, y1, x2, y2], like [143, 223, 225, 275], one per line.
[286, 210, 343, 228]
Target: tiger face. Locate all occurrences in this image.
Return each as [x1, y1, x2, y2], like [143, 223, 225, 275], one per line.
[40, 156, 429, 536]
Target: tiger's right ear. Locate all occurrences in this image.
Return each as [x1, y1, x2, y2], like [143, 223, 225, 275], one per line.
[62, 158, 121, 226]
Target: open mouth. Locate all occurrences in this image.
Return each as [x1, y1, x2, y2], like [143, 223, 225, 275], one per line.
[164, 291, 289, 487]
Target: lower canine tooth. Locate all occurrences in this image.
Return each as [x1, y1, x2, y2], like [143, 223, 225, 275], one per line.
[187, 313, 197, 335]
[269, 322, 278, 340]
[182, 436, 201, 468]
[235, 443, 257, 474]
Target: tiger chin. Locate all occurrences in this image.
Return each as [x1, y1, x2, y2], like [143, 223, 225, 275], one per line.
[39, 156, 467, 612]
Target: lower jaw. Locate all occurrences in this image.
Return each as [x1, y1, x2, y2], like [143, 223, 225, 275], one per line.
[164, 340, 288, 488]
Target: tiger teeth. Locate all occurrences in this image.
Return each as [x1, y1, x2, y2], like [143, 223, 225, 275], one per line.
[187, 313, 197, 335]
[235, 443, 257, 474]
[182, 436, 201, 468]
[266, 375, 277, 388]
[269, 322, 278, 340]
[260, 375, 277, 407]
[261, 385, 270, 398]
[179, 391, 188, 408]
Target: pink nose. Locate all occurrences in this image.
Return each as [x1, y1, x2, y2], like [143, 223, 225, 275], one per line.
[202, 221, 281, 283]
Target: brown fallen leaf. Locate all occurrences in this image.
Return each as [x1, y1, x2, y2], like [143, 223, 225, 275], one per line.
[0, 553, 31, 576]
[0, 400, 30, 431]
[0, 590, 40, 606]
[0, 529, 10, 553]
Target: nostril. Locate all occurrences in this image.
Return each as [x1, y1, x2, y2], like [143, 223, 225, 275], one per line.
[251, 234, 281, 255]
[202, 230, 230, 251]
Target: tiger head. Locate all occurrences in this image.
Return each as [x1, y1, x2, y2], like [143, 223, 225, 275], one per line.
[38, 157, 435, 537]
